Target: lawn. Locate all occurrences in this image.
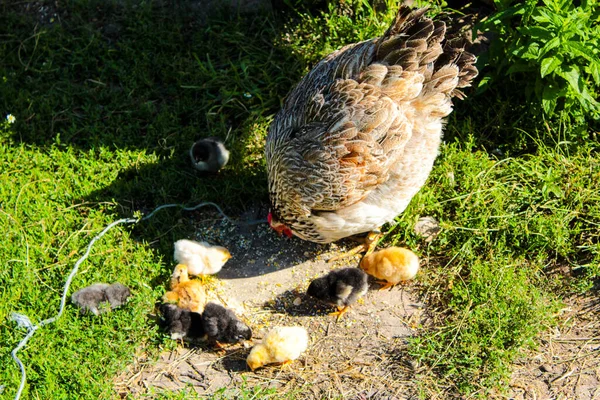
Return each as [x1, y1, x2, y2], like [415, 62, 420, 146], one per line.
[1, 0, 598, 398]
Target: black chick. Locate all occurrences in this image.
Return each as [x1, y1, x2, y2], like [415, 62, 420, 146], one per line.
[201, 302, 252, 347]
[159, 303, 205, 340]
[189, 137, 230, 173]
[307, 268, 368, 321]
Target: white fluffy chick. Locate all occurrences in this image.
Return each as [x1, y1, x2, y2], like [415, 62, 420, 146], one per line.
[247, 326, 309, 371]
[173, 239, 231, 277]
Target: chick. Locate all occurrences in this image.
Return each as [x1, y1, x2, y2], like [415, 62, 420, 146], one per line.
[71, 283, 110, 316]
[104, 283, 131, 309]
[71, 282, 132, 315]
[201, 302, 252, 347]
[247, 326, 309, 371]
[159, 303, 204, 340]
[173, 239, 231, 278]
[360, 247, 419, 290]
[163, 264, 207, 313]
[307, 268, 368, 321]
[189, 137, 230, 173]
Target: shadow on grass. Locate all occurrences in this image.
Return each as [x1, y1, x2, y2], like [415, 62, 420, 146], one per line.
[0, 0, 317, 266]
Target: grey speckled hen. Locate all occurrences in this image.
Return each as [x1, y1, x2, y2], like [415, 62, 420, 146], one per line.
[266, 6, 477, 244]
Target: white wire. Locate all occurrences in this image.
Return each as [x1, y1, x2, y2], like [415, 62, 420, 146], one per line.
[7, 201, 257, 400]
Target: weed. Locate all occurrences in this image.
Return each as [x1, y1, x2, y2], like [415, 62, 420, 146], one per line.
[476, 0, 600, 141]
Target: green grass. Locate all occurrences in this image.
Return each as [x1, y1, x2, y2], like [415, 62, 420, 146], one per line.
[389, 136, 600, 395]
[1, 0, 599, 398]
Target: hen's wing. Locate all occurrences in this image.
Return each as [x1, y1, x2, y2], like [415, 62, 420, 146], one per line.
[267, 7, 448, 216]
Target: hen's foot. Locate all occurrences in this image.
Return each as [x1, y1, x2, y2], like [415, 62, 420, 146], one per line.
[327, 230, 381, 263]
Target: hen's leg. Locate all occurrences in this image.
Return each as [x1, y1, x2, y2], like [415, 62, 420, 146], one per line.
[327, 230, 381, 263]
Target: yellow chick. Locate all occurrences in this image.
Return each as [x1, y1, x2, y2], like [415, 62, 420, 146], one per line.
[360, 247, 419, 290]
[174, 239, 231, 277]
[247, 326, 309, 371]
[163, 264, 207, 314]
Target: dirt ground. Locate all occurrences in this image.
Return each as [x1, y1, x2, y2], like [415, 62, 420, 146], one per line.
[113, 207, 600, 399]
[114, 206, 425, 398]
[113, 206, 600, 399]
[505, 296, 600, 400]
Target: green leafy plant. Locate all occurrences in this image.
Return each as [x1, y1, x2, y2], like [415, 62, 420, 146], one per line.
[477, 0, 600, 138]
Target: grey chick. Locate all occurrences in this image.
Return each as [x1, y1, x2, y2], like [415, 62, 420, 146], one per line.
[189, 137, 230, 172]
[201, 302, 252, 346]
[307, 268, 368, 321]
[104, 283, 131, 309]
[71, 283, 110, 316]
[159, 303, 205, 340]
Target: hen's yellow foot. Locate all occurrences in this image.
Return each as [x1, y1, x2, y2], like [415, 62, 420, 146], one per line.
[327, 231, 382, 263]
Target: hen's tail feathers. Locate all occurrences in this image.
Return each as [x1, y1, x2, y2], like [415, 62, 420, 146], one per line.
[436, 38, 478, 99]
[375, 6, 478, 100]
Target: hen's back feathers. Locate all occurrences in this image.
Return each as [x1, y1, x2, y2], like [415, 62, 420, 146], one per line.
[266, 6, 477, 243]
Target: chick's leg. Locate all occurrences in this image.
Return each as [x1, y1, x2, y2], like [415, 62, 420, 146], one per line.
[327, 230, 381, 263]
[376, 280, 395, 291]
[276, 360, 294, 368]
[329, 305, 350, 321]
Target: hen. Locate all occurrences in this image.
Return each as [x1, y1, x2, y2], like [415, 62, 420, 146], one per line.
[266, 6, 477, 246]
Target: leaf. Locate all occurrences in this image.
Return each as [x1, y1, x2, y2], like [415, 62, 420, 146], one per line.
[577, 86, 600, 114]
[564, 41, 600, 64]
[517, 42, 541, 60]
[539, 36, 561, 59]
[558, 66, 582, 94]
[517, 26, 553, 41]
[475, 75, 492, 95]
[588, 62, 600, 86]
[532, 8, 560, 26]
[540, 56, 562, 78]
[541, 84, 561, 116]
[489, 4, 526, 22]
